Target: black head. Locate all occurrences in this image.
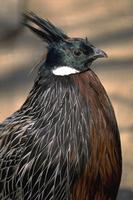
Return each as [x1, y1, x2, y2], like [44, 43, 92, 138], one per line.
[24, 12, 107, 76]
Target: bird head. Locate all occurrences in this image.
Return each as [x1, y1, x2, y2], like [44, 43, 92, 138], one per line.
[24, 12, 107, 76]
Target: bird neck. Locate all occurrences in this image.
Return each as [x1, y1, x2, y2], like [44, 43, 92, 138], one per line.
[21, 72, 74, 118]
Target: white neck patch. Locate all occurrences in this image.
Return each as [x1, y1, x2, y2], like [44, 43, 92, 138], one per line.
[52, 66, 80, 76]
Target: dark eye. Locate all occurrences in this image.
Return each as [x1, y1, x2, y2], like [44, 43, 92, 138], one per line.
[73, 49, 82, 57]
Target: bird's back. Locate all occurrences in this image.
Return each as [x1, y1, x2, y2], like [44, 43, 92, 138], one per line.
[70, 71, 122, 199]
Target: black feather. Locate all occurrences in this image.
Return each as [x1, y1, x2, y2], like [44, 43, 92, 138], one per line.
[24, 12, 69, 43]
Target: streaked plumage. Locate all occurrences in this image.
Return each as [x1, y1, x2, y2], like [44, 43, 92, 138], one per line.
[0, 12, 122, 200]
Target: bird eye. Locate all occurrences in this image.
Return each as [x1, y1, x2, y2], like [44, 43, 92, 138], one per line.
[73, 49, 82, 57]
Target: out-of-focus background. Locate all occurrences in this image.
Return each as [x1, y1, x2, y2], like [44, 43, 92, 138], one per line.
[0, 0, 133, 199]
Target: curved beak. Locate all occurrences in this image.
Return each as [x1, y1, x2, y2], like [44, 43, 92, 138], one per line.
[87, 47, 108, 64]
[92, 47, 108, 59]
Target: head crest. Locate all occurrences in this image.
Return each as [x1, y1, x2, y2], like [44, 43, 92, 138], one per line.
[24, 12, 69, 43]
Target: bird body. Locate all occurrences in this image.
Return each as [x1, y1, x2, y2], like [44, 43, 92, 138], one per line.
[0, 12, 122, 200]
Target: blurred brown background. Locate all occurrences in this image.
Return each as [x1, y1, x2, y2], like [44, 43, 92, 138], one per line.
[0, 0, 133, 199]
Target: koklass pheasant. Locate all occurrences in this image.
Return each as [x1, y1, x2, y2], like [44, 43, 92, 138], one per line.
[0, 12, 122, 200]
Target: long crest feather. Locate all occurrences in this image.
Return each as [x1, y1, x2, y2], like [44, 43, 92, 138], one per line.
[24, 12, 69, 43]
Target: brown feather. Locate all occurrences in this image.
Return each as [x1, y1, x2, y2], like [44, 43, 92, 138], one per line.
[70, 70, 122, 200]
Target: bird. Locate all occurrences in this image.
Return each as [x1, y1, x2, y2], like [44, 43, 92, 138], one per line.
[0, 12, 122, 200]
